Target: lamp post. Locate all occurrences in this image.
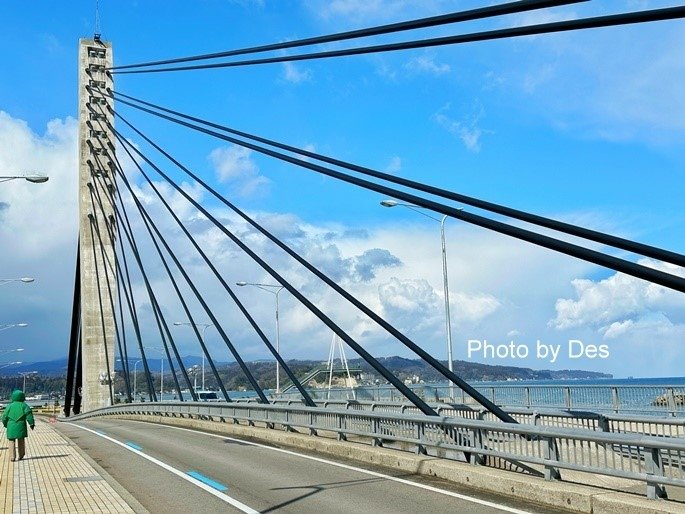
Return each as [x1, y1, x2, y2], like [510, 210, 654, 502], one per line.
[236, 281, 285, 394]
[173, 322, 213, 391]
[132, 359, 143, 398]
[144, 348, 165, 401]
[0, 277, 35, 286]
[381, 199, 461, 399]
[0, 323, 28, 332]
[187, 365, 200, 390]
[0, 174, 49, 183]
[19, 371, 38, 392]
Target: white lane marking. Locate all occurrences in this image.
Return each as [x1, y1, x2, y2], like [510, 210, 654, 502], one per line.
[123, 420, 538, 514]
[65, 423, 259, 514]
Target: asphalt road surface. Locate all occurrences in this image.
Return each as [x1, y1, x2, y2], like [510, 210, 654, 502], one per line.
[56, 419, 569, 514]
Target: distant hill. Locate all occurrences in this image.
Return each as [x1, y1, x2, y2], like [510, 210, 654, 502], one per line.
[2, 355, 611, 387]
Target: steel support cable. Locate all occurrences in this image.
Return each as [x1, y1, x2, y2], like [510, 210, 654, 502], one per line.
[111, 120, 440, 417]
[85, 180, 133, 401]
[100, 120, 269, 403]
[85, 211, 115, 405]
[111, 90, 685, 268]
[110, 101, 685, 295]
[100, 124, 317, 407]
[92, 174, 188, 403]
[110, 6, 685, 74]
[109, 0, 585, 71]
[108, 109, 516, 422]
[109, 190, 201, 402]
[89, 158, 157, 402]
[87, 178, 133, 400]
[95, 142, 227, 403]
[88, 149, 157, 401]
[91, 138, 199, 402]
[88, 166, 184, 402]
[89, 158, 188, 403]
[90, 113, 315, 408]
[108, 178, 232, 403]
[107, 159, 316, 407]
[85, 157, 134, 397]
[107, 139, 269, 404]
[64, 243, 81, 417]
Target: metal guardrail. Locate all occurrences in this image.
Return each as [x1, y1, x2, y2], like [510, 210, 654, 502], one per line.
[244, 398, 685, 438]
[287, 383, 685, 416]
[68, 402, 685, 499]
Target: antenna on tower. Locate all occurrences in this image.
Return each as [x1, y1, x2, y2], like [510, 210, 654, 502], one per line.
[94, 0, 101, 41]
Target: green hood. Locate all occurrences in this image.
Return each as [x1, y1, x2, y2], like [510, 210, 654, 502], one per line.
[10, 390, 25, 402]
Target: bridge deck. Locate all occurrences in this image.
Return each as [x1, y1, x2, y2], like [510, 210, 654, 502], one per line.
[0, 418, 139, 513]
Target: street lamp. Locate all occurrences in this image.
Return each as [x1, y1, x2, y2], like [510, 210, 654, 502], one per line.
[236, 281, 285, 394]
[18, 370, 38, 392]
[173, 322, 214, 391]
[0, 174, 49, 183]
[187, 365, 200, 390]
[0, 323, 28, 332]
[381, 199, 462, 399]
[0, 277, 35, 286]
[144, 347, 165, 401]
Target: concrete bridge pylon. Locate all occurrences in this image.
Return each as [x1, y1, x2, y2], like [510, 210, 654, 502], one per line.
[77, 37, 117, 411]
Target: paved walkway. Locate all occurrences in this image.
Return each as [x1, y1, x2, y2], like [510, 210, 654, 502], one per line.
[0, 418, 137, 513]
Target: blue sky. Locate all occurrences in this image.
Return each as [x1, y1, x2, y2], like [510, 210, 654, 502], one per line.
[0, 1, 684, 379]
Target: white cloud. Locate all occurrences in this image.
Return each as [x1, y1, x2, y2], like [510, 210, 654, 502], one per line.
[384, 156, 401, 173]
[208, 145, 270, 197]
[0, 112, 78, 255]
[2, 108, 679, 376]
[434, 103, 487, 152]
[406, 56, 450, 76]
[504, 9, 685, 145]
[550, 258, 685, 337]
[282, 62, 312, 84]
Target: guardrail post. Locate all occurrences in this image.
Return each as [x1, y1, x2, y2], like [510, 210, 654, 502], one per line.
[612, 387, 620, 413]
[543, 437, 561, 481]
[645, 447, 668, 499]
[598, 414, 610, 432]
[337, 413, 347, 441]
[564, 387, 571, 410]
[415, 423, 427, 455]
[309, 412, 317, 436]
[470, 427, 485, 466]
[371, 418, 383, 447]
[525, 387, 531, 409]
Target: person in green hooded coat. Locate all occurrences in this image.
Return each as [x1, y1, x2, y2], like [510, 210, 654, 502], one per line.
[2, 389, 35, 461]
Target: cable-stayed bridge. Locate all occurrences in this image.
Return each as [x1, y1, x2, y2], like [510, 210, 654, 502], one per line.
[25, 1, 685, 511]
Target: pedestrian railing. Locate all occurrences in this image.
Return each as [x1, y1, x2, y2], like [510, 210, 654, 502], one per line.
[238, 398, 685, 438]
[290, 383, 685, 416]
[68, 401, 685, 499]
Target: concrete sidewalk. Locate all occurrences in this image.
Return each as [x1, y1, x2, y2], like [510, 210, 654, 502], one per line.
[0, 417, 139, 513]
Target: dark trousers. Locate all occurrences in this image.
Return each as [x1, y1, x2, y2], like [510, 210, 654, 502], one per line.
[10, 438, 26, 461]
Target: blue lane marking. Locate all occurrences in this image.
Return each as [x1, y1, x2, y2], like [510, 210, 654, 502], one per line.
[125, 441, 142, 451]
[187, 471, 228, 492]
